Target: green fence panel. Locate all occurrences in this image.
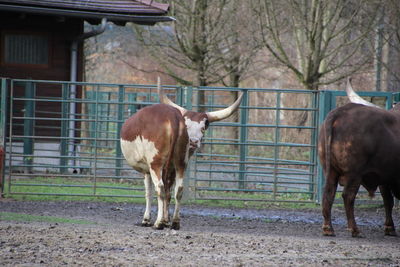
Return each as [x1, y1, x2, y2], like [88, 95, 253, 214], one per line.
[1, 78, 398, 203]
[188, 87, 320, 202]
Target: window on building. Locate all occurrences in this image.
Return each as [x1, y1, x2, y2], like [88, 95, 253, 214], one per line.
[2, 33, 49, 66]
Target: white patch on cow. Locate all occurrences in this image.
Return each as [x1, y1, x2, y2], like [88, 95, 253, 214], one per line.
[120, 136, 159, 173]
[184, 117, 207, 149]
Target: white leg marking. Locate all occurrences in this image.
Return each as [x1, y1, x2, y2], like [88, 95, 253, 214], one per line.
[142, 174, 153, 226]
[150, 168, 165, 229]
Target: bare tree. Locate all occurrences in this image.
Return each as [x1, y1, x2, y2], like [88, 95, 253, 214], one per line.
[381, 0, 400, 92]
[253, 0, 379, 90]
[205, 0, 260, 140]
[210, 1, 261, 88]
[131, 0, 260, 110]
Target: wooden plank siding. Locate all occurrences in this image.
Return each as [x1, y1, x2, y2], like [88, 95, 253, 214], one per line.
[0, 12, 83, 81]
[0, 11, 83, 138]
[0, 0, 171, 140]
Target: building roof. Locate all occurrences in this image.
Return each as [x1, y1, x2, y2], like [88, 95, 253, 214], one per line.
[0, 0, 173, 25]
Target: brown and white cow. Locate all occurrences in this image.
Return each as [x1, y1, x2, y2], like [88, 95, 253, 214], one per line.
[318, 79, 400, 237]
[120, 79, 243, 230]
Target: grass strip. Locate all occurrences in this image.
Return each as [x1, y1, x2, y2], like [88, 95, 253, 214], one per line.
[0, 212, 94, 225]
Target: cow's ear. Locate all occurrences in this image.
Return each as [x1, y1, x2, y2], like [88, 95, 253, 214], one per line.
[205, 119, 210, 129]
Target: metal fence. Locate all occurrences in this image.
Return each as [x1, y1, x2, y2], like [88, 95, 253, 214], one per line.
[0, 78, 398, 203]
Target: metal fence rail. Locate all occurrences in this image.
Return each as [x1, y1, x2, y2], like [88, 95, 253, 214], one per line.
[0, 78, 399, 203]
[188, 87, 319, 202]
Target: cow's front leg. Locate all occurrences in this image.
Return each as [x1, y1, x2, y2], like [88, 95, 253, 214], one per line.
[150, 169, 165, 230]
[141, 174, 153, 227]
[322, 168, 339, 236]
[342, 176, 362, 237]
[171, 177, 184, 230]
[380, 185, 397, 236]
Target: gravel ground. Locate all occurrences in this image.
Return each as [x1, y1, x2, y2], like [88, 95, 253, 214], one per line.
[0, 199, 399, 266]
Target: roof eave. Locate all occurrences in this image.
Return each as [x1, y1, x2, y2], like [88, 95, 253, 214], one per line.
[0, 3, 175, 25]
[135, 0, 169, 12]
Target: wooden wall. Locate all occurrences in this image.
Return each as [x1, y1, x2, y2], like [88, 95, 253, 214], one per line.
[0, 11, 84, 139]
[0, 12, 83, 81]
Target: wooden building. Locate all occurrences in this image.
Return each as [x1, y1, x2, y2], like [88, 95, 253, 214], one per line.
[0, 0, 171, 80]
[0, 0, 172, 137]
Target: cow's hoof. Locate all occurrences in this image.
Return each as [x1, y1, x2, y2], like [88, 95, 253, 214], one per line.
[162, 221, 170, 228]
[171, 221, 180, 230]
[322, 231, 335, 237]
[141, 220, 153, 227]
[153, 225, 164, 230]
[351, 230, 364, 238]
[153, 223, 165, 230]
[322, 225, 335, 236]
[384, 226, 397, 236]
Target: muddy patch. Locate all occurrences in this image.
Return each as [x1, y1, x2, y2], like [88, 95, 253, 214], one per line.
[0, 200, 399, 266]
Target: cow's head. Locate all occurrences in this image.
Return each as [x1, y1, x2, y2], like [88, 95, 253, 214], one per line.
[157, 78, 243, 154]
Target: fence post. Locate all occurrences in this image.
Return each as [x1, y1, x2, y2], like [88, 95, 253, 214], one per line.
[23, 82, 35, 173]
[384, 92, 393, 110]
[0, 79, 8, 196]
[316, 90, 335, 203]
[394, 92, 400, 103]
[238, 89, 248, 189]
[183, 86, 194, 200]
[60, 84, 69, 173]
[185, 86, 193, 110]
[309, 91, 319, 201]
[115, 85, 125, 177]
[393, 92, 400, 207]
[272, 92, 282, 198]
[176, 87, 182, 106]
[127, 92, 138, 116]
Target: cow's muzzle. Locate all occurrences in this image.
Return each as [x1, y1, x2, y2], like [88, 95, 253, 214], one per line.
[190, 139, 200, 149]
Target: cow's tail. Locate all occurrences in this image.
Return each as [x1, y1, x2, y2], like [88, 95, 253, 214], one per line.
[321, 112, 337, 181]
[162, 121, 178, 187]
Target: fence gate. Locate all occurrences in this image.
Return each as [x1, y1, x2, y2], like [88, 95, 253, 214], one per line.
[1, 78, 398, 203]
[186, 87, 320, 203]
[1, 79, 160, 199]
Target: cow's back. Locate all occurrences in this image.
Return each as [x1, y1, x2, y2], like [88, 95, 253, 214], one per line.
[319, 103, 400, 190]
[120, 104, 188, 174]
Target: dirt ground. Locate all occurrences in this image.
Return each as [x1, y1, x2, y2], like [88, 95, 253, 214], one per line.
[0, 200, 399, 267]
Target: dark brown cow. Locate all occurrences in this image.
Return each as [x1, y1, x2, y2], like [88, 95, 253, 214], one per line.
[120, 79, 243, 230]
[318, 80, 400, 237]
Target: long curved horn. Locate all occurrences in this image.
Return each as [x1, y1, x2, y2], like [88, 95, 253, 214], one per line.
[346, 78, 380, 108]
[206, 91, 244, 122]
[157, 77, 187, 114]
